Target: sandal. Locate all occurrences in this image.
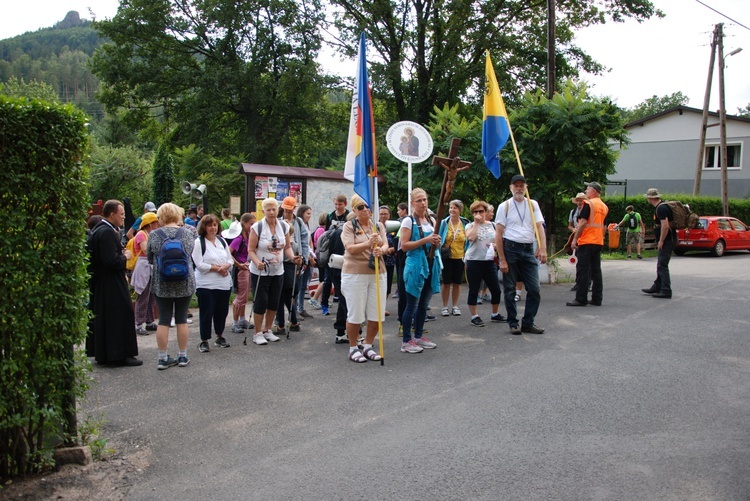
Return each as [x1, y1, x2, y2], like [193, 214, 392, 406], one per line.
[349, 349, 367, 363]
[361, 346, 382, 361]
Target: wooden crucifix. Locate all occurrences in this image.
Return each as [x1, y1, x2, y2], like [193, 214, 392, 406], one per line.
[429, 137, 472, 262]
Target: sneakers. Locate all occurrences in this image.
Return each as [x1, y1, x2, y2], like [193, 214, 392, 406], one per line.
[627, 254, 632, 258]
[289, 323, 300, 332]
[335, 333, 349, 344]
[441, 307, 450, 317]
[308, 299, 321, 309]
[476, 296, 483, 305]
[263, 330, 280, 342]
[471, 316, 485, 327]
[300, 310, 313, 318]
[274, 326, 286, 336]
[332, 296, 339, 303]
[198, 341, 210, 352]
[401, 339, 424, 353]
[239, 318, 251, 329]
[521, 324, 545, 334]
[482, 293, 491, 302]
[416, 337, 437, 349]
[637, 254, 643, 259]
[215, 336, 230, 348]
[145, 322, 158, 331]
[491, 313, 506, 323]
[231, 324, 245, 333]
[136, 325, 149, 336]
[158, 356, 178, 370]
[177, 356, 189, 367]
[509, 324, 522, 335]
[451, 306, 461, 316]
[425, 314, 436, 322]
[252, 333, 268, 345]
[391, 292, 399, 298]
[514, 292, 521, 302]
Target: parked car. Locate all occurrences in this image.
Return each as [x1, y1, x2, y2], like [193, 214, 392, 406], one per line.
[675, 216, 750, 257]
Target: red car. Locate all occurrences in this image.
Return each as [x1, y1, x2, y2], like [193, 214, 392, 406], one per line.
[675, 216, 750, 257]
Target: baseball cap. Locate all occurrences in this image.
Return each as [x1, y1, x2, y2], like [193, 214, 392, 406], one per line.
[510, 174, 526, 184]
[144, 201, 157, 212]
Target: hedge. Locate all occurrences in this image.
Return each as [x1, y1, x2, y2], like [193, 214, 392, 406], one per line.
[0, 96, 90, 479]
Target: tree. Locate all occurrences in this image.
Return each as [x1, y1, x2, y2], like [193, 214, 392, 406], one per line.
[328, 0, 662, 124]
[736, 104, 750, 118]
[505, 81, 629, 239]
[87, 142, 153, 204]
[0, 76, 58, 102]
[91, 0, 329, 164]
[624, 91, 689, 122]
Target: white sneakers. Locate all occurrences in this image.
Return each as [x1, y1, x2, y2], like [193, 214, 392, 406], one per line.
[451, 306, 461, 316]
[252, 330, 280, 345]
[441, 307, 450, 316]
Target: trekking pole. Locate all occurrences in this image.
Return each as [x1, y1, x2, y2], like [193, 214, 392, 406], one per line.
[286, 260, 299, 340]
[242, 258, 266, 346]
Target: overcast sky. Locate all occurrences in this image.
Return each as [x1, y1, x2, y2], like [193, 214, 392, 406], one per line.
[1, 0, 748, 113]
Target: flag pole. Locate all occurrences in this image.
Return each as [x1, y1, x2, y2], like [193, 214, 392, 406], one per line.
[370, 174, 385, 365]
[506, 124, 542, 248]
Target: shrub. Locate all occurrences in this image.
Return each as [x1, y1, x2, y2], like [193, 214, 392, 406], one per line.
[0, 96, 91, 479]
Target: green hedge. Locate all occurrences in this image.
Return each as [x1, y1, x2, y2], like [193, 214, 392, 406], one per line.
[0, 96, 90, 479]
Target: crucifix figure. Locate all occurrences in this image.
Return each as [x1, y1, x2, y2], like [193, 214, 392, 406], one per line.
[429, 137, 472, 261]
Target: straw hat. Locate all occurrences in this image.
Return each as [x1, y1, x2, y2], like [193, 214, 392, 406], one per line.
[571, 192, 587, 203]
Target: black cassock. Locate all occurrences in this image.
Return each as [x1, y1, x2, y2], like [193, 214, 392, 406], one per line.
[86, 220, 138, 363]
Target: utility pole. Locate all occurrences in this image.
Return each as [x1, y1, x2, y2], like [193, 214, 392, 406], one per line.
[717, 24, 730, 217]
[694, 24, 720, 196]
[547, 0, 556, 99]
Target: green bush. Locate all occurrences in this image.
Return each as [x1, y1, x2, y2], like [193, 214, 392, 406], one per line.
[0, 96, 91, 479]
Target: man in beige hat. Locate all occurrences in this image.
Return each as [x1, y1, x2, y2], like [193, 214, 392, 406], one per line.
[568, 193, 587, 233]
[642, 188, 675, 298]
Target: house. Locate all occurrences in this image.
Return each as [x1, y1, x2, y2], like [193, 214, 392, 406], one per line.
[607, 106, 750, 198]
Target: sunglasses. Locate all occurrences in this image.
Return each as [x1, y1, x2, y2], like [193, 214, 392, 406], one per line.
[472, 209, 485, 214]
[356, 204, 370, 211]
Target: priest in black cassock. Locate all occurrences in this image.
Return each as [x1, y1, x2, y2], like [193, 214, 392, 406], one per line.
[86, 199, 142, 367]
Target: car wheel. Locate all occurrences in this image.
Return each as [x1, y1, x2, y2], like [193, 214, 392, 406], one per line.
[674, 249, 686, 256]
[711, 240, 725, 257]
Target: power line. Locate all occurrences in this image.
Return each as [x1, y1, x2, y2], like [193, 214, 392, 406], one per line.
[694, 0, 750, 31]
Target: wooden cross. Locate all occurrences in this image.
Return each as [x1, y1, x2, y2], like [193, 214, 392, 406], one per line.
[429, 137, 472, 262]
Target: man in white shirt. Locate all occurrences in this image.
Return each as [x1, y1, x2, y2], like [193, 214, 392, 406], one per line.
[495, 175, 547, 335]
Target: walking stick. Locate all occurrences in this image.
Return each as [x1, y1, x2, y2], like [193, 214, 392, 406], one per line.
[286, 261, 299, 340]
[242, 258, 266, 346]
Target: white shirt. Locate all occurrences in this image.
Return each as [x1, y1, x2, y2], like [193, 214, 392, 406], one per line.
[192, 237, 234, 290]
[496, 198, 544, 244]
[249, 219, 288, 276]
[464, 222, 497, 261]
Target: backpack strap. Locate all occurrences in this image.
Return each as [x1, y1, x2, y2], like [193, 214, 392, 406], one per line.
[200, 235, 227, 255]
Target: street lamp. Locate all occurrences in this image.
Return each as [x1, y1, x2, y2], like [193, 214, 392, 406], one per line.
[718, 43, 742, 216]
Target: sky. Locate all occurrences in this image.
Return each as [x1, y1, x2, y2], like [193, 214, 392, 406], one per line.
[1, 0, 748, 114]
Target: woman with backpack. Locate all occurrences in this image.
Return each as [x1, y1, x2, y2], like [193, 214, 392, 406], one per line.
[400, 188, 441, 354]
[247, 198, 300, 346]
[192, 214, 235, 352]
[340, 194, 388, 362]
[147, 203, 196, 370]
[130, 211, 159, 335]
[227, 213, 256, 333]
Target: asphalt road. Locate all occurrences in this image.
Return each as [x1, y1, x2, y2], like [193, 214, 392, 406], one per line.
[85, 252, 750, 500]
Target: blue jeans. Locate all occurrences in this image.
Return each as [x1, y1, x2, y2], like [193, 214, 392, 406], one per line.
[502, 242, 541, 327]
[402, 280, 433, 343]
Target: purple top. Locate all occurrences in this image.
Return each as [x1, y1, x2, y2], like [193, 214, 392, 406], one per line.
[229, 234, 249, 263]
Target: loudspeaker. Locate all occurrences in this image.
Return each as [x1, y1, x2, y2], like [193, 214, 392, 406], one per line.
[192, 184, 206, 198]
[182, 181, 197, 195]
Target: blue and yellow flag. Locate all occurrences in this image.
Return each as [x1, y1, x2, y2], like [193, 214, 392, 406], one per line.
[344, 33, 378, 208]
[482, 52, 510, 179]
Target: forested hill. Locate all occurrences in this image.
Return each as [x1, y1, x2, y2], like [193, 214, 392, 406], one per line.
[0, 10, 105, 117]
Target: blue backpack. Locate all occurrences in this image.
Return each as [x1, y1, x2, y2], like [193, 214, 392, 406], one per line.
[154, 228, 190, 281]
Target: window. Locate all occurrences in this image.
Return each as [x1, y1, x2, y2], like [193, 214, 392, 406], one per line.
[730, 219, 747, 231]
[703, 143, 742, 169]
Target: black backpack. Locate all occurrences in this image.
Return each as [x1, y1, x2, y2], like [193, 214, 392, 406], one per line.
[628, 212, 638, 229]
[315, 222, 339, 269]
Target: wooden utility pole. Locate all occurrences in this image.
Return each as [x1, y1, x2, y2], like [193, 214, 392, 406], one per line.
[693, 24, 720, 196]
